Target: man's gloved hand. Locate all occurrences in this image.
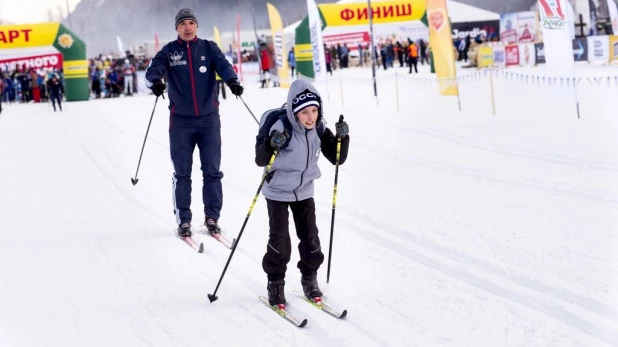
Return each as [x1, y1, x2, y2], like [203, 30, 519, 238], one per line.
[151, 79, 166, 97]
[227, 78, 244, 96]
[270, 130, 289, 148]
[335, 118, 349, 138]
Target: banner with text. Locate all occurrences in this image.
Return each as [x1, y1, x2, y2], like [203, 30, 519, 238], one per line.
[451, 20, 500, 41]
[587, 35, 609, 63]
[318, 0, 426, 27]
[0, 52, 63, 71]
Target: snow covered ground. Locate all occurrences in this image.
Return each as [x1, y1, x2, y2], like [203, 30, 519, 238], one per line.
[1, 64, 617, 346]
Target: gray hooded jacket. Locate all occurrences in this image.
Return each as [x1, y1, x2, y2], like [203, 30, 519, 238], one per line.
[261, 80, 325, 202]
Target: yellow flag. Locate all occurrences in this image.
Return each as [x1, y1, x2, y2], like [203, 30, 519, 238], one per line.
[267, 3, 290, 88]
[426, 0, 459, 96]
[213, 26, 221, 46]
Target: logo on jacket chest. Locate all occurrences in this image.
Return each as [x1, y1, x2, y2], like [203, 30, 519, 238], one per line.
[170, 51, 187, 67]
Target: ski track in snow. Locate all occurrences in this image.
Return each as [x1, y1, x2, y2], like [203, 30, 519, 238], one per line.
[1, 73, 617, 346]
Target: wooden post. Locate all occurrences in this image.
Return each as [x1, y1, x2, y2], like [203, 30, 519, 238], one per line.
[395, 71, 400, 112]
[489, 69, 496, 116]
[339, 72, 344, 107]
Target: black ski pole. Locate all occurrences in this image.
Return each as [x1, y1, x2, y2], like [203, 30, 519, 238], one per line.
[326, 115, 344, 284]
[238, 95, 259, 125]
[130, 95, 161, 185]
[208, 131, 285, 303]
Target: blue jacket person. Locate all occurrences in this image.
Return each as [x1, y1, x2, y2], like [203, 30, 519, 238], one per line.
[145, 8, 244, 237]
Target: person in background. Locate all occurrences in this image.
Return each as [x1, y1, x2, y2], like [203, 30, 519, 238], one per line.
[122, 59, 135, 95]
[47, 75, 64, 112]
[288, 48, 295, 79]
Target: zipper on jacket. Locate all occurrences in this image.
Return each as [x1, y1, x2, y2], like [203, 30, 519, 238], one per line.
[293, 129, 311, 201]
[187, 41, 199, 116]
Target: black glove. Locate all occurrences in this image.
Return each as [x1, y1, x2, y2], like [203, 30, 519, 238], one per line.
[227, 78, 244, 96]
[270, 130, 289, 148]
[151, 79, 165, 97]
[335, 118, 349, 138]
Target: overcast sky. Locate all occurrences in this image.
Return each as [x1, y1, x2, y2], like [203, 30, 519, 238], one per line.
[0, 0, 81, 24]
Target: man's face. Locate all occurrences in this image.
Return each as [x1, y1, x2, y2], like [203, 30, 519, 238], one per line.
[177, 20, 197, 41]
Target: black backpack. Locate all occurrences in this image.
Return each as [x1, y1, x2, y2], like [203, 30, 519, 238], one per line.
[256, 104, 324, 151]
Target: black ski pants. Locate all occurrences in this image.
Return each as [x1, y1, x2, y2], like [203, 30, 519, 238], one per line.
[263, 197, 324, 281]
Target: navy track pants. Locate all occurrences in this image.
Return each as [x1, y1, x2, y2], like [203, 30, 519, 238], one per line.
[169, 114, 223, 224]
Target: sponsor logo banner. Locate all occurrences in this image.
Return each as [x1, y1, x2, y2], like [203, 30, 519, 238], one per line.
[0, 53, 63, 70]
[505, 44, 520, 67]
[587, 35, 609, 62]
[323, 32, 370, 49]
[572, 38, 588, 61]
[451, 20, 500, 40]
[519, 43, 536, 67]
[535, 42, 546, 64]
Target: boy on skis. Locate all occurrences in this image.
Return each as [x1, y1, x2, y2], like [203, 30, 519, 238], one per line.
[255, 79, 350, 306]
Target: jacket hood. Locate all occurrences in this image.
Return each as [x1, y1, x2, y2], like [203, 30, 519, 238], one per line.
[285, 79, 323, 133]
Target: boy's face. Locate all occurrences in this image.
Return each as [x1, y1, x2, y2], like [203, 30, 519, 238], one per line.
[295, 106, 319, 129]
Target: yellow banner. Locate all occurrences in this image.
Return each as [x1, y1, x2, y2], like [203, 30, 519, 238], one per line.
[213, 26, 221, 46]
[477, 46, 494, 68]
[610, 35, 618, 63]
[267, 3, 290, 88]
[0, 23, 60, 49]
[426, 0, 458, 96]
[319, 0, 425, 27]
[295, 44, 313, 62]
[63, 60, 88, 77]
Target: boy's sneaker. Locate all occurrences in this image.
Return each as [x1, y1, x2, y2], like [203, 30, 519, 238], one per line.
[178, 223, 191, 237]
[301, 275, 323, 299]
[204, 217, 221, 234]
[267, 279, 286, 306]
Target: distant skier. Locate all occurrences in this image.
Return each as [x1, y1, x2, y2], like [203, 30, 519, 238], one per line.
[254, 79, 350, 306]
[122, 59, 134, 95]
[145, 8, 242, 237]
[46, 75, 64, 112]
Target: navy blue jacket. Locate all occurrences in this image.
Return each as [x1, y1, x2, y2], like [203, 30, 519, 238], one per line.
[145, 37, 237, 117]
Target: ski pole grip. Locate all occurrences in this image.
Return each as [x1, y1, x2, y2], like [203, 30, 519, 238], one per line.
[338, 115, 344, 123]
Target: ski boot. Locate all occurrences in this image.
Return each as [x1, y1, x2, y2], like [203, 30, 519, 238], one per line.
[301, 275, 323, 301]
[267, 279, 286, 307]
[204, 217, 221, 235]
[178, 223, 191, 237]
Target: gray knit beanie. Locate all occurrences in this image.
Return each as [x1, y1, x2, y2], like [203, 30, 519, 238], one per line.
[175, 8, 198, 29]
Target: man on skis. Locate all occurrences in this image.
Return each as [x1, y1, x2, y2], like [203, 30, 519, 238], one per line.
[145, 8, 243, 237]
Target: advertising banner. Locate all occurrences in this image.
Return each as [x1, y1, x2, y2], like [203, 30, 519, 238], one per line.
[518, 43, 536, 67]
[319, 0, 426, 27]
[426, 0, 458, 96]
[505, 44, 520, 66]
[534, 42, 546, 64]
[451, 20, 500, 41]
[572, 37, 588, 61]
[493, 45, 506, 68]
[323, 32, 369, 49]
[267, 3, 289, 87]
[477, 46, 494, 67]
[500, 11, 538, 44]
[587, 35, 609, 63]
[610, 35, 618, 63]
[0, 52, 63, 71]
